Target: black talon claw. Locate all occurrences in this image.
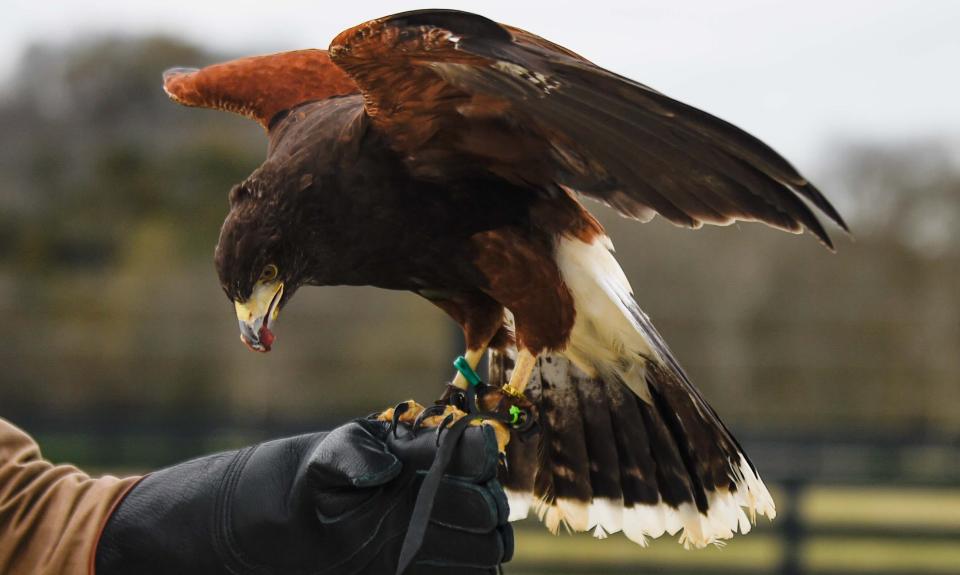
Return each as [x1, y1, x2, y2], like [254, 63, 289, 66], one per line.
[412, 404, 447, 435]
[389, 401, 410, 438]
[464, 385, 478, 415]
[498, 452, 509, 473]
[444, 385, 466, 409]
[435, 413, 457, 446]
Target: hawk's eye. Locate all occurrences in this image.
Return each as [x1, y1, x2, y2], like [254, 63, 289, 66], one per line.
[260, 264, 278, 282]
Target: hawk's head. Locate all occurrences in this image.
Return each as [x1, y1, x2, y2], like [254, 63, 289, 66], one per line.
[215, 180, 304, 353]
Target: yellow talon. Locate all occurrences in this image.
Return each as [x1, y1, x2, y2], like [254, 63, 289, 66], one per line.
[378, 399, 512, 453]
[420, 404, 511, 453]
[376, 400, 424, 424]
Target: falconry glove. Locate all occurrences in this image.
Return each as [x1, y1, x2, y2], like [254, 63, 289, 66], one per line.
[95, 419, 513, 574]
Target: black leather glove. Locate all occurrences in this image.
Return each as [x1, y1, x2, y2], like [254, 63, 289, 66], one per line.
[95, 418, 513, 574]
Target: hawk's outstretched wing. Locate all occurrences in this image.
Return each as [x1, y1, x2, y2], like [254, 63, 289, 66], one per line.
[329, 9, 847, 247]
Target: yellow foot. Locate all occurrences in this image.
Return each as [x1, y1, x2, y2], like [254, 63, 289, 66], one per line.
[380, 401, 511, 453]
[376, 400, 425, 424]
[485, 419, 511, 454]
[418, 404, 511, 453]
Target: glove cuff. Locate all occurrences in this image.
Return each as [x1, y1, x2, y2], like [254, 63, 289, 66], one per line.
[95, 446, 254, 575]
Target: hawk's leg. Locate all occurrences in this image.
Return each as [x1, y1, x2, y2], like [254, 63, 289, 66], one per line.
[464, 348, 538, 448]
[503, 348, 536, 397]
[373, 346, 512, 452]
[450, 347, 486, 391]
[376, 342, 486, 425]
[376, 346, 486, 426]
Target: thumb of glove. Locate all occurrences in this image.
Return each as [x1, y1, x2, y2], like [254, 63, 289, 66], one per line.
[307, 421, 402, 489]
[306, 421, 403, 523]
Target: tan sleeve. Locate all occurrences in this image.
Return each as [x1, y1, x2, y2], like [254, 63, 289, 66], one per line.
[0, 418, 142, 575]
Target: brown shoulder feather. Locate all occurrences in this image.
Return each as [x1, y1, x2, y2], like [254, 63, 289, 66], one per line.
[163, 49, 358, 129]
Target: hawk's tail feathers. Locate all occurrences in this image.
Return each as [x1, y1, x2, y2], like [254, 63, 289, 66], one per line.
[492, 349, 776, 549]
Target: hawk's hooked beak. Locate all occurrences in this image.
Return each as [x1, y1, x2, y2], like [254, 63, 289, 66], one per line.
[235, 281, 284, 352]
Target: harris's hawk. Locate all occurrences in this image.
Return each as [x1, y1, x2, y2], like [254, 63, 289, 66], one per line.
[163, 9, 846, 548]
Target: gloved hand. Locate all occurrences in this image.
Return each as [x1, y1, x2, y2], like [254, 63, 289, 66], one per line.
[95, 418, 513, 574]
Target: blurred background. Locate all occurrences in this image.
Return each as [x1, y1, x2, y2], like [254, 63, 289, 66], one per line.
[1, 1, 958, 573]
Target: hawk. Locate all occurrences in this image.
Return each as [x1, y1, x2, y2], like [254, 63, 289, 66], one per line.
[163, 9, 846, 548]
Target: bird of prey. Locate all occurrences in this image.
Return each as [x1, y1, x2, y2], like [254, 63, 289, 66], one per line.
[163, 9, 846, 548]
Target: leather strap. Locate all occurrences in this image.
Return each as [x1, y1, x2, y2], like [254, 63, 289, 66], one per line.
[395, 410, 511, 575]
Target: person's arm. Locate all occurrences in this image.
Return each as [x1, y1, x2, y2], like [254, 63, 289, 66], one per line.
[0, 418, 141, 575]
[1, 416, 511, 575]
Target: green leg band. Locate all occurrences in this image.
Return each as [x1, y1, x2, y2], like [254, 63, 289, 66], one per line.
[453, 356, 483, 387]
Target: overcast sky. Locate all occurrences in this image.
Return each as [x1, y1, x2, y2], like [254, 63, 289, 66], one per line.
[3, 0, 958, 169]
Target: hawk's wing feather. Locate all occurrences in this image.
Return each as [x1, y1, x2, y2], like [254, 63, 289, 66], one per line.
[329, 9, 847, 247]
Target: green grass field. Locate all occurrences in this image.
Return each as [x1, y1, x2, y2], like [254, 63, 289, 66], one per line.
[509, 486, 960, 574]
